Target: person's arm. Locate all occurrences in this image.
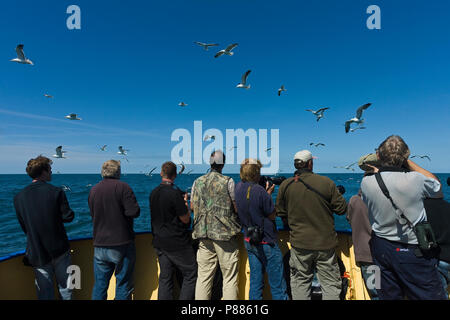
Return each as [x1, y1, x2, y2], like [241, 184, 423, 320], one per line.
[275, 182, 289, 228]
[122, 184, 140, 218]
[263, 182, 276, 220]
[59, 189, 75, 223]
[407, 159, 440, 182]
[190, 181, 196, 211]
[176, 191, 191, 225]
[228, 178, 238, 214]
[14, 196, 27, 234]
[329, 183, 347, 216]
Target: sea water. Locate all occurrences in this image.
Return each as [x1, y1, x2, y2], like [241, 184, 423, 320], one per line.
[1, 173, 449, 259]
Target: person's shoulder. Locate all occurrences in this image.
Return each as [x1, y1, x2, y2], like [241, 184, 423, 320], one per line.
[279, 176, 294, 188]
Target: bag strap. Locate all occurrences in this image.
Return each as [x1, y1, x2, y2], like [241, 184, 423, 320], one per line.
[374, 172, 414, 228]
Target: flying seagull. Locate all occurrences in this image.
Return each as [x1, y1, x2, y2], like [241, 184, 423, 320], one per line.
[410, 155, 431, 161]
[236, 70, 251, 89]
[349, 126, 366, 133]
[310, 143, 325, 147]
[100, 145, 107, 151]
[333, 162, 357, 172]
[117, 146, 129, 156]
[194, 41, 219, 51]
[61, 185, 72, 192]
[204, 135, 216, 141]
[10, 44, 33, 65]
[265, 147, 272, 152]
[345, 103, 372, 133]
[178, 102, 188, 107]
[44, 94, 53, 98]
[214, 43, 238, 58]
[305, 107, 330, 122]
[278, 85, 286, 96]
[65, 113, 82, 120]
[178, 163, 186, 175]
[53, 146, 67, 159]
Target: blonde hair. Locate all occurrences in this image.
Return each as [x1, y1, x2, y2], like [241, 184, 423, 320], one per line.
[377, 135, 410, 167]
[101, 160, 121, 178]
[240, 158, 262, 183]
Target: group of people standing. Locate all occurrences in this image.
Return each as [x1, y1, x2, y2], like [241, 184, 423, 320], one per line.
[13, 135, 450, 300]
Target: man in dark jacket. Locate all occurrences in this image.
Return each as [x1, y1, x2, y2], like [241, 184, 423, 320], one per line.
[276, 150, 347, 300]
[14, 156, 75, 300]
[89, 160, 140, 300]
[150, 161, 197, 300]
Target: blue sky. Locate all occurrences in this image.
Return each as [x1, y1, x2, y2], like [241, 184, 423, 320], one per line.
[1, 0, 449, 174]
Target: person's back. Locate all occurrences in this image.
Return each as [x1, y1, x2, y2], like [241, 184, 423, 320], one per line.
[150, 161, 197, 300]
[360, 135, 446, 300]
[14, 156, 74, 300]
[277, 169, 347, 250]
[191, 150, 241, 300]
[89, 178, 140, 246]
[88, 160, 140, 300]
[276, 150, 347, 301]
[191, 171, 240, 241]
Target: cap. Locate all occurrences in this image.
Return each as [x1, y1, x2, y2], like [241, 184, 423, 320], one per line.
[294, 150, 316, 163]
[358, 153, 380, 172]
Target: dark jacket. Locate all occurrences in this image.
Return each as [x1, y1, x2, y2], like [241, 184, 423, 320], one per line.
[88, 178, 140, 247]
[424, 197, 450, 263]
[276, 169, 347, 250]
[14, 181, 75, 267]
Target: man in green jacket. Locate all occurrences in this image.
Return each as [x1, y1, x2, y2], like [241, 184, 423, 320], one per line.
[276, 150, 347, 300]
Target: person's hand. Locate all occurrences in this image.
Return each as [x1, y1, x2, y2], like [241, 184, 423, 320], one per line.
[266, 182, 275, 195]
[366, 164, 379, 173]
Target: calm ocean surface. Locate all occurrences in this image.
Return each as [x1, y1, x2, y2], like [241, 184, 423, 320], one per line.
[1, 173, 449, 259]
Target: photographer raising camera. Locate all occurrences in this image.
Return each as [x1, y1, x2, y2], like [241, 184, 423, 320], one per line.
[234, 158, 289, 300]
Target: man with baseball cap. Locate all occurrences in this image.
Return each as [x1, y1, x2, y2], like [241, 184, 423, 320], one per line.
[276, 150, 347, 300]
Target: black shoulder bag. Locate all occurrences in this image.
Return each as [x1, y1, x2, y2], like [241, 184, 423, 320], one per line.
[245, 184, 264, 245]
[374, 172, 438, 257]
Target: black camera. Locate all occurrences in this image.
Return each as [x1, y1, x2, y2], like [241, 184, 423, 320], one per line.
[247, 225, 264, 245]
[258, 175, 286, 189]
[336, 185, 346, 195]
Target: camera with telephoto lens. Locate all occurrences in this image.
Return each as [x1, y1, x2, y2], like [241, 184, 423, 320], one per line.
[247, 225, 264, 245]
[258, 175, 286, 189]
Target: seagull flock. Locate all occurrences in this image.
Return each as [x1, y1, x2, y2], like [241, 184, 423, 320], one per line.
[9, 42, 427, 174]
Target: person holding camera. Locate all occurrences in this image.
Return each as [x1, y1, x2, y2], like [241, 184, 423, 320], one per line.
[150, 161, 197, 300]
[276, 150, 347, 300]
[234, 158, 289, 300]
[361, 135, 447, 300]
[190, 150, 241, 300]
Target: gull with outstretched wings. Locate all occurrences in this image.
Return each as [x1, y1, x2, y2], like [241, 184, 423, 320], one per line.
[278, 85, 286, 96]
[345, 103, 371, 133]
[309, 142, 325, 147]
[334, 162, 357, 171]
[178, 102, 188, 107]
[10, 44, 33, 65]
[411, 155, 431, 161]
[236, 70, 251, 89]
[195, 42, 219, 51]
[100, 145, 107, 151]
[204, 135, 216, 141]
[214, 43, 238, 58]
[305, 107, 330, 122]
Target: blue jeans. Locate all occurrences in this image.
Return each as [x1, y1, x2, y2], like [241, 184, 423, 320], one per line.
[244, 241, 289, 300]
[438, 260, 450, 299]
[92, 242, 136, 300]
[33, 251, 73, 300]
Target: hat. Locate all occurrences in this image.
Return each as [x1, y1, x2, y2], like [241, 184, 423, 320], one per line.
[358, 153, 380, 171]
[294, 150, 316, 163]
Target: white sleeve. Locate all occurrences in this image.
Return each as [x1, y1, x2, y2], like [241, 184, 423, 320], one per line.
[228, 178, 235, 201]
[423, 176, 441, 197]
